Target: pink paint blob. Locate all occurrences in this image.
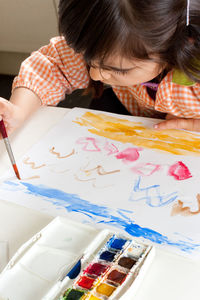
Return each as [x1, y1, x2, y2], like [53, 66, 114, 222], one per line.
[131, 163, 161, 176]
[76, 137, 101, 152]
[168, 161, 192, 180]
[104, 141, 119, 155]
[115, 147, 142, 163]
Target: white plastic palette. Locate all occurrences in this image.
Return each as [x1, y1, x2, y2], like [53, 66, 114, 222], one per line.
[0, 217, 155, 300]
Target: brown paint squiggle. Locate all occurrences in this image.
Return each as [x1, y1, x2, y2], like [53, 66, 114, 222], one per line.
[82, 165, 120, 176]
[49, 147, 75, 159]
[171, 194, 200, 216]
[23, 157, 46, 169]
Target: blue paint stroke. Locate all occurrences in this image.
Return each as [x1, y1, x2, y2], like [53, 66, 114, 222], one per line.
[3, 181, 200, 254]
[130, 176, 178, 207]
[2, 180, 19, 191]
[4, 181, 19, 186]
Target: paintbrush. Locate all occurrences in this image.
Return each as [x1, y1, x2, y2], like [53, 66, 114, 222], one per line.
[0, 116, 21, 179]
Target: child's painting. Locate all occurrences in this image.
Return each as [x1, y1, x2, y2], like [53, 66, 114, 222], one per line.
[1, 108, 200, 259]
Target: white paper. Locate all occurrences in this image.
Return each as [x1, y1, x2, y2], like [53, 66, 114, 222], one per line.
[0, 241, 8, 272]
[1, 108, 200, 259]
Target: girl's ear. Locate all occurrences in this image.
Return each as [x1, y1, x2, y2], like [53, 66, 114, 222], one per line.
[188, 37, 194, 44]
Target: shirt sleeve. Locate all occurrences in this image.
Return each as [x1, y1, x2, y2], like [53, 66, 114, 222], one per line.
[12, 36, 90, 106]
[155, 72, 200, 118]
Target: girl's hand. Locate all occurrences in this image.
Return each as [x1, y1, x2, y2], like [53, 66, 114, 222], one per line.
[154, 114, 200, 132]
[0, 88, 41, 137]
[0, 97, 25, 136]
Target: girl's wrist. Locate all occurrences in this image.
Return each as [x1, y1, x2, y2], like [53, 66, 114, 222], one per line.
[10, 87, 41, 121]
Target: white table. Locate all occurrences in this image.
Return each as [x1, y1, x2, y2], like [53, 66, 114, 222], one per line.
[0, 106, 200, 300]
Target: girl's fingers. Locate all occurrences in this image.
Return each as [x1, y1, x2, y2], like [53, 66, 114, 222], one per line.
[0, 98, 22, 136]
[0, 98, 12, 118]
[154, 118, 200, 132]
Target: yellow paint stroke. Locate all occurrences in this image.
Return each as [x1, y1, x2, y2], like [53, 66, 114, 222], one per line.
[23, 176, 40, 180]
[81, 165, 120, 176]
[92, 182, 114, 189]
[49, 147, 75, 159]
[74, 174, 113, 188]
[74, 112, 200, 155]
[23, 157, 46, 169]
[74, 174, 96, 182]
[171, 194, 200, 216]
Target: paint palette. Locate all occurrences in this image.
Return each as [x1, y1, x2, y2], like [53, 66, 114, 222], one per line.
[0, 217, 154, 300]
[56, 235, 151, 300]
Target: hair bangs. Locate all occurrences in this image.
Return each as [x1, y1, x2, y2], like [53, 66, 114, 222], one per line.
[58, 0, 150, 66]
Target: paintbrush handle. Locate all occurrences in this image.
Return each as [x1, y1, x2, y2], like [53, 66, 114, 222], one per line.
[3, 137, 17, 165]
[0, 119, 16, 164]
[0, 118, 7, 138]
[0, 118, 20, 179]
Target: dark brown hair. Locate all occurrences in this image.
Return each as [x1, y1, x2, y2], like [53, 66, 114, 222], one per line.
[58, 0, 200, 88]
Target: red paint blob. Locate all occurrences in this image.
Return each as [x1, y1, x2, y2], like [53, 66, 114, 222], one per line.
[76, 275, 95, 290]
[168, 161, 192, 180]
[84, 263, 108, 277]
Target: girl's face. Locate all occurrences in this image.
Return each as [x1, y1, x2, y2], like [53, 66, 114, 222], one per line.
[89, 55, 163, 86]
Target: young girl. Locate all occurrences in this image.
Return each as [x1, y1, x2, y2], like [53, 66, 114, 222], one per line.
[0, 0, 200, 135]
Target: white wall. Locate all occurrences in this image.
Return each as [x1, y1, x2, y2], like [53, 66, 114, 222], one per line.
[0, 0, 59, 74]
[0, 0, 58, 52]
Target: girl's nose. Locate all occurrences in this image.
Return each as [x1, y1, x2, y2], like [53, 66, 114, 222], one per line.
[90, 67, 111, 81]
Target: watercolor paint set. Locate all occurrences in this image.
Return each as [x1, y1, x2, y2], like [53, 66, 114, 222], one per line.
[0, 217, 155, 300]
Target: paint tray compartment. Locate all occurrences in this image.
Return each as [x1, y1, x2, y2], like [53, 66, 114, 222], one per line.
[0, 217, 155, 300]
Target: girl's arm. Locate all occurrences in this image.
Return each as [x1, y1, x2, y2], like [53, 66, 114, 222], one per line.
[0, 88, 41, 136]
[0, 36, 89, 136]
[13, 36, 89, 107]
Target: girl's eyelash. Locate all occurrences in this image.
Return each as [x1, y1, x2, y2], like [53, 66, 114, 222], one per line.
[89, 64, 129, 76]
[113, 70, 129, 75]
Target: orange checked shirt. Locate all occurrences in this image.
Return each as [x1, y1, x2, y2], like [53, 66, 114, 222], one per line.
[13, 36, 200, 118]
